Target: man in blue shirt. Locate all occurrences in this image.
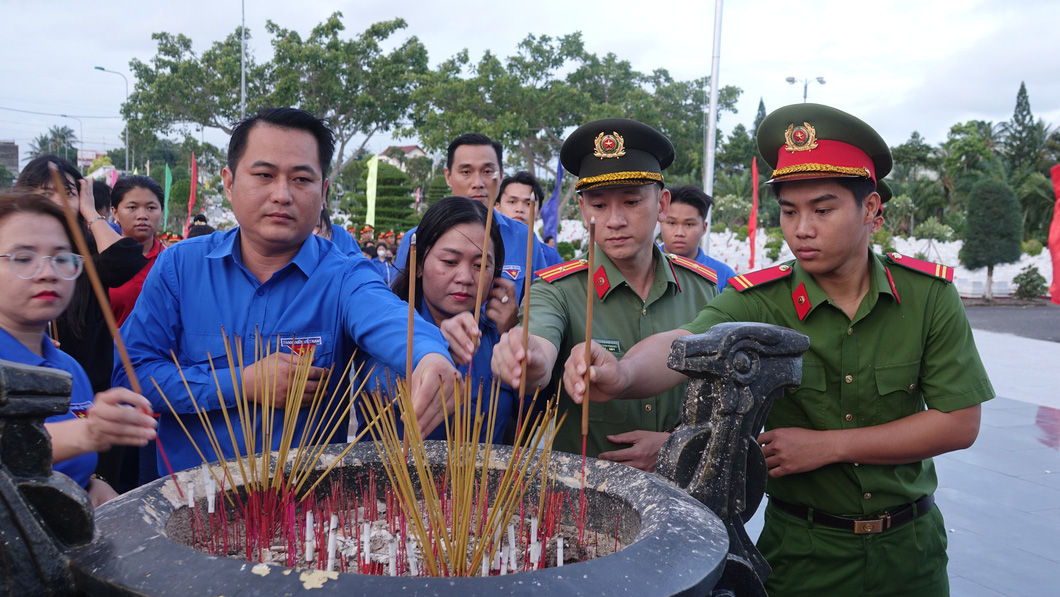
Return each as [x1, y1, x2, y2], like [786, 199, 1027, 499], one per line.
[659, 185, 737, 291]
[115, 108, 458, 475]
[395, 134, 561, 333]
[495, 171, 564, 265]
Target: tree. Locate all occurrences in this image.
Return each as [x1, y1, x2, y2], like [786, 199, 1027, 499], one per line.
[349, 162, 417, 233]
[1003, 82, 1038, 174]
[715, 123, 756, 176]
[751, 99, 767, 138]
[961, 178, 1022, 300]
[267, 15, 429, 175]
[126, 15, 426, 176]
[891, 131, 932, 183]
[26, 126, 79, 162]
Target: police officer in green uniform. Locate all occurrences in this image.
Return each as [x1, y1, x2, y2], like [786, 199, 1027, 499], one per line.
[491, 118, 719, 471]
[561, 104, 994, 596]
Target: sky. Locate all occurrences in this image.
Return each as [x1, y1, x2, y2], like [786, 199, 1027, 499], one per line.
[2, 0, 1058, 172]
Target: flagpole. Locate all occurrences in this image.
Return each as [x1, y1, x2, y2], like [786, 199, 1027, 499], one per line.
[701, 0, 723, 257]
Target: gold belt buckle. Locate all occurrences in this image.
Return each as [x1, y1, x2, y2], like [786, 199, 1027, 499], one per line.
[853, 514, 890, 534]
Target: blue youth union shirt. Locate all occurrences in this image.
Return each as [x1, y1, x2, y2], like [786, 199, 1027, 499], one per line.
[114, 229, 451, 475]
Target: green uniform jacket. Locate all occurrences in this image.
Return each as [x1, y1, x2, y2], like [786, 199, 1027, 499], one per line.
[527, 244, 719, 457]
[685, 250, 994, 516]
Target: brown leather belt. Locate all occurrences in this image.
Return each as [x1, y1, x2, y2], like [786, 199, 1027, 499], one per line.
[769, 494, 935, 534]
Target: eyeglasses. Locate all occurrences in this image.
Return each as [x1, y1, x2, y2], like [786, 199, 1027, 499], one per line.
[0, 250, 84, 280]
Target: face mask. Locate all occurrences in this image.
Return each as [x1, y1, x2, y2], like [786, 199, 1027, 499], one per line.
[377, 248, 386, 258]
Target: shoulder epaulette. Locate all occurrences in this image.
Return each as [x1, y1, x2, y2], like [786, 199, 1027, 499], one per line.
[885, 253, 954, 283]
[667, 253, 719, 284]
[536, 258, 589, 283]
[728, 263, 795, 292]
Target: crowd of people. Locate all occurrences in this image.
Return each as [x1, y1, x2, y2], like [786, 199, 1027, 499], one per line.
[2, 101, 993, 596]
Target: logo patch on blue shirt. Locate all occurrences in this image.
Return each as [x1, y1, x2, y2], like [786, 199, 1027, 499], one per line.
[503, 265, 522, 280]
[280, 336, 323, 355]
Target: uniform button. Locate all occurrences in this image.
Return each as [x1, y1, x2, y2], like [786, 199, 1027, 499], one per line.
[863, 492, 872, 500]
[844, 414, 853, 421]
[642, 308, 647, 315]
[908, 383, 916, 390]
[847, 328, 853, 335]
[256, 289, 265, 296]
[644, 404, 653, 412]
[779, 264, 790, 272]
[844, 374, 853, 384]
[854, 463, 860, 467]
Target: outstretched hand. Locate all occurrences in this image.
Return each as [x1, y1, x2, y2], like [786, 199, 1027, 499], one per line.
[562, 340, 624, 404]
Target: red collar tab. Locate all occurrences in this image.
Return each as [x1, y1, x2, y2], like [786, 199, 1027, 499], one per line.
[594, 265, 610, 299]
[885, 267, 902, 304]
[773, 138, 876, 184]
[791, 282, 812, 321]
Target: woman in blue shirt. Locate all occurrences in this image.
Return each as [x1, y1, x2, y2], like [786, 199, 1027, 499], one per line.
[0, 190, 157, 506]
[359, 196, 515, 443]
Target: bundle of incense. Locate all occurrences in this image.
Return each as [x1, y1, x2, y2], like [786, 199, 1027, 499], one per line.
[359, 374, 564, 577]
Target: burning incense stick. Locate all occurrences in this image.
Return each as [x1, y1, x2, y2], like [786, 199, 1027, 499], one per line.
[47, 166, 185, 496]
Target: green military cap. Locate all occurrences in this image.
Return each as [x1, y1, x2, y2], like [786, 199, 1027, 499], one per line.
[561, 118, 675, 192]
[757, 103, 893, 202]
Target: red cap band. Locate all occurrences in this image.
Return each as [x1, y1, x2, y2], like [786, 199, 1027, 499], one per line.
[773, 139, 876, 184]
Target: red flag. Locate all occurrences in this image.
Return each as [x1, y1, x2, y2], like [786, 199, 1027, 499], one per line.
[748, 156, 759, 270]
[1048, 164, 1060, 305]
[184, 152, 198, 237]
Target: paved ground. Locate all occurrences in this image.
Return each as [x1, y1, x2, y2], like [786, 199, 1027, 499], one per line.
[745, 303, 1060, 595]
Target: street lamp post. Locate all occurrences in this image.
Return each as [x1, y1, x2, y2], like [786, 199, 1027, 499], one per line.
[59, 114, 83, 172]
[785, 76, 826, 102]
[94, 66, 129, 172]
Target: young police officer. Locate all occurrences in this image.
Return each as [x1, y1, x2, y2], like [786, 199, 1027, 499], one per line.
[492, 118, 719, 472]
[562, 104, 994, 595]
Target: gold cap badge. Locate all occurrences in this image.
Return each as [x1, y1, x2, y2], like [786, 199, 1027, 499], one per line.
[784, 122, 818, 152]
[593, 131, 626, 159]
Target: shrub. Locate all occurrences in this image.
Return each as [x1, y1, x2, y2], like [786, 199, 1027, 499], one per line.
[764, 228, 784, 261]
[872, 227, 896, 255]
[1022, 239, 1043, 256]
[1012, 265, 1048, 299]
[556, 241, 577, 262]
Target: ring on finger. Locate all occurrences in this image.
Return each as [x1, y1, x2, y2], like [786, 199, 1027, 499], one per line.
[501, 294, 509, 304]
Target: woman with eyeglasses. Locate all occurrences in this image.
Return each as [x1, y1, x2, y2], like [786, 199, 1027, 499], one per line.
[0, 190, 157, 506]
[17, 156, 149, 492]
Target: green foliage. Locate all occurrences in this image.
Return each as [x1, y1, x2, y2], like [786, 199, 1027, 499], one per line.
[425, 174, 450, 205]
[912, 216, 954, 242]
[1005, 82, 1040, 173]
[734, 225, 749, 242]
[165, 179, 192, 232]
[914, 251, 928, 261]
[555, 241, 576, 261]
[764, 228, 784, 261]
[406, 34, 740, 178]
[872, 226, 897, 255]
[127, 15, 427, 176]
[347, 161, 418, 233]
[1022, 238, 1043, 256]
[885, 194, 915, 235]
[712, 194, 752, 229]
[26, 126, 79, 163]
[890, 131, 934, 182]
[710, 221, 726, 233]
[715, 124, 757, 176]
[0, 163, 13, 189]
[1012, 264, 1048, 299]
[960, 178, 1022, 270]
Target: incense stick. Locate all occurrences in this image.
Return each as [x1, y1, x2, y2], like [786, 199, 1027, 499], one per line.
[582, 218, 596, 435]
[515, 200, 537, 437]
[470, 202, 496, 338]
[404, 234, 417, 458]
[47, 166, 184, 497]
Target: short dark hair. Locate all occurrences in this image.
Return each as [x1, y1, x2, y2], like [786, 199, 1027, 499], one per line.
[668, 185, 712, 220]
[497, 171, 546, 208]
[111, 174, 164, 208]
[192, 213, 208, 225]
[446, 133, 503, 172]
[392, 196, 505, 308]
[17, 155, 83, 193]
[772, 177, 877, 207]
[227, 107, 335, 177]
[92, 180, 112, 213]
[0, 188, 77, 248]
[187, 224, 216, 238]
